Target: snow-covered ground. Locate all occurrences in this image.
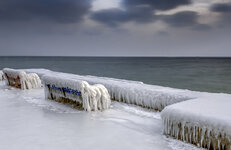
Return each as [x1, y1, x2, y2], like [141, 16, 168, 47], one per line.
[0, 82, 203, 150]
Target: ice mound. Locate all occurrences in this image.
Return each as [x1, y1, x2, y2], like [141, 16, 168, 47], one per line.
[43, 75, 111, 111]
[0, 70, 4, 81]
[24, 69, 193, 111]
[3, 68, 42, 90]
[161, 95, 231, 150]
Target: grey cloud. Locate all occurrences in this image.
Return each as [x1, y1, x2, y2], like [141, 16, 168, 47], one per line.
[210, 3, 231, 13]
[91, 0, 192, 26]
[122, 0, 191, 11]
[160, 11, 211, 30]
[162, 11, 198, 27]
[91, 6, 156, 26]
[91, 0, 207, 29]
[210, 3, 231, 26]
[193, 24, 212, 31]
[0, 0, 91, 23]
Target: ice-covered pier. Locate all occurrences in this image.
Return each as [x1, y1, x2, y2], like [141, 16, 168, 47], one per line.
[1, 68, 231, 149]
[25, 69, 193, 111]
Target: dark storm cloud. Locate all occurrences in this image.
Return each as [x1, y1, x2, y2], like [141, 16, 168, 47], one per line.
[161, 11, 211, 30]
[210, 3, 231, 25]
[0, 0, 91, 23]
[210, 3, 231, 13]
[91, 6, 156, 26]
[91, 0, 205, 28]
[122, 0, 191, 11]
[162, 11, 198, 27]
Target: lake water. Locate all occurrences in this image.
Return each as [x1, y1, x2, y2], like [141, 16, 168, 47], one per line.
[0, 56, 230, 94]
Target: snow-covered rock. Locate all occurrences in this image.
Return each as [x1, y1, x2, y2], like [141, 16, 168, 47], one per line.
[43, 75, 111, 111]
[161, 95, 231, 150]
[0, 70, 4, 81]
[24, 69, 193, 111]
[3, 68, 41, 90]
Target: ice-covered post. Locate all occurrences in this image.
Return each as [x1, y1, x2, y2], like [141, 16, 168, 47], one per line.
[3, 68, 42, 90]
[0, 70, 4, 81]
[43, 75, 111, 111]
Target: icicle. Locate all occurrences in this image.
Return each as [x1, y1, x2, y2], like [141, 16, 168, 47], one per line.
[3, 68, 41, 90]
[43, 76, 111, 111]
[161, 107, 231, 150]
[0, 70, 4, 81]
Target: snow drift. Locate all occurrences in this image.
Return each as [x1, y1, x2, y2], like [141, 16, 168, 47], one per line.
[0, 70, 4, 81]
[3, 68, 41, 90]
[24, 69, 193, 111]
[161, 96, 231, 150]
[43, 75, 111, 111]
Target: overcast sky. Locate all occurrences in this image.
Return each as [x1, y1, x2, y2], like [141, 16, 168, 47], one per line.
[0, 0, 231, 56]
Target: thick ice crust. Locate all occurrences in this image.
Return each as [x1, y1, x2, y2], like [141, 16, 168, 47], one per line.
[161, 97, 231, 150]
[25, 69, 193, 111]
[0, 70, 4, 81]
[43, 75, 111, 111]
[3, 68, 41, 90]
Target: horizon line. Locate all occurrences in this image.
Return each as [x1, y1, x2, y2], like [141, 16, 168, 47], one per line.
[0, 55, 231, 58]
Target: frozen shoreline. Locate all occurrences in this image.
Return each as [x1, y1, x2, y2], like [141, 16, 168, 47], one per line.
[1, 68, 231, 149]
[0, 81, 203, 150]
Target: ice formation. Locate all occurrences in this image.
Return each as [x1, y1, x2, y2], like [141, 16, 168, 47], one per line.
[3, 68, 231, 149]
[24, 69, 193, 111]
[3, 68, 42, 90]
[0, 70, 4, 81]
[161, 96, 231, 150]
[43, 75, 111, 111]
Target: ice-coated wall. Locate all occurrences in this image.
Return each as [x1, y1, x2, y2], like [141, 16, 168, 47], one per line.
[161, 97, 231, 150]
[3, 68, 41, 90]
[43, 75, 111, 111]
[24, 69, 193, 111]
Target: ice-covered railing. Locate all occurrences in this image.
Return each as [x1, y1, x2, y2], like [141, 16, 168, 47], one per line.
[3, 68, 42, 90]
[43, 75, 111, 111]
[0, 70, 4, 81]
[25, 69, 194, 111]
[161, 96, 231, 150]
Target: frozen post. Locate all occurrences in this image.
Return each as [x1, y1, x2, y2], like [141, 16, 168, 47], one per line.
[0, 70, 4, 81]
[43, 75, 111, 111]
[3, 68, 42, 90]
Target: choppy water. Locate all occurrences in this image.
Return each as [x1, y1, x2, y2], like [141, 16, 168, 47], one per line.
[0, 56, 230, 94]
